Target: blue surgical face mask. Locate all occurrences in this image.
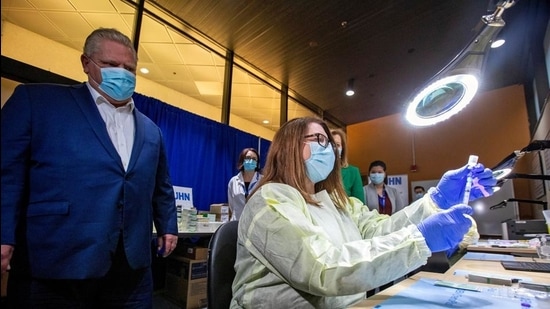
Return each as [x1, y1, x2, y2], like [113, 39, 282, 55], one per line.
[89, 59, 136, 101]
[243, 159, 257, 171]
[305, 142, 335, 184]
[415, 193, 424, 200]
[98, 67, 136, 101]
[370, 172, 385, 185]
[337, 147, 342, 158]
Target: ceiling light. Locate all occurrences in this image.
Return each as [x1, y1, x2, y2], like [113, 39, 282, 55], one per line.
[345, 78, 355, 96]
[262, 120, 269, 124]
[140, 67, 149, 74]
[491, 39, 506, 48]
[405, 0, 516, 126]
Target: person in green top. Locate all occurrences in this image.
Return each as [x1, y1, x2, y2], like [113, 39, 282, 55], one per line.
[331, 129, 365, 204]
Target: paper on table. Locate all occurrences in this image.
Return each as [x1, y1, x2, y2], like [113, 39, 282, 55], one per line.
[462, 252, 515, 261]
[470, 239, 532, 248]
[453, 269, 533, 283]
[371, 278, 534, 308]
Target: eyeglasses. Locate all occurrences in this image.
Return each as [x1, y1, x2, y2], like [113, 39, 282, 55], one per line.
[244, 156, 257, 161]
[304, 133, 330, 148]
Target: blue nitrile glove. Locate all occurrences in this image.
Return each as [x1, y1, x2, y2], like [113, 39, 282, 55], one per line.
[446, 244, 459, 258]
[430, 163, 496, 209]
[417, 205, 473, 253]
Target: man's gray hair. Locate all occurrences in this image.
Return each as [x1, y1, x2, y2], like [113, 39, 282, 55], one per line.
[83, 28, 137, 61]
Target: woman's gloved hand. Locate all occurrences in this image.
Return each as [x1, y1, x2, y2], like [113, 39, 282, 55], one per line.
[417, 205, 474, 253]
[430, 163, 496, 209]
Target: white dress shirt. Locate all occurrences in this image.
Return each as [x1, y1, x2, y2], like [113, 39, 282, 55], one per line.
[86, 83, 135, 171]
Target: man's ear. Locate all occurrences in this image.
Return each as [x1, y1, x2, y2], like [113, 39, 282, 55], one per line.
[80, 54, 90, 74]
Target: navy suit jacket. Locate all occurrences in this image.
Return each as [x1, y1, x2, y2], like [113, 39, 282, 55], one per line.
[1, 83, 177, 279]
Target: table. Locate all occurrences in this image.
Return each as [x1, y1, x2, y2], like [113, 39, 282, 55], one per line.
[467, 239, 538, 256]
[351, 256, 550, 308]
[467, 245, 537, 255]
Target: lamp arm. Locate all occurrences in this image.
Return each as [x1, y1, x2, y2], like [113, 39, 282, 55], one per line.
[507, 198, 546, 205]
[487, 1, 516, 23]
[489, 200, 508, 210]
[507, 198, 548, 210]
[506, 173, 550, 181]
[490, 198, 548, 211]
[520, 140, 550, 152]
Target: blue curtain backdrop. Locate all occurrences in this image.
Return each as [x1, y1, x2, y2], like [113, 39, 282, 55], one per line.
[133, 93, 270, 211]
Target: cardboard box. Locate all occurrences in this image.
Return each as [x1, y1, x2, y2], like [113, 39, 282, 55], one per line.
[216, 213, 230, 223]
[165, 277, 207, 309]
[210, 204, 229, 214]
[178, 244, 209, 260]
[164, 256, 208, 309]
[210, 204, 231, 222]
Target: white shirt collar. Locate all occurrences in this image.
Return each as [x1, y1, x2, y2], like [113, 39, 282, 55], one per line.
[85, 82, 135, 111]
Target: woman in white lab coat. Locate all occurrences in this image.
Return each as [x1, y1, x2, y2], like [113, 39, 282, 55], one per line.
[227, 148, 263, 220]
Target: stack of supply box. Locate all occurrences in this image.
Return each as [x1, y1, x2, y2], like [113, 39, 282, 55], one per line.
[209, 203, 230, 223]
[197, 213, 212, 233]
[178, 207, 198, 232]
[197, 212, 224, 233]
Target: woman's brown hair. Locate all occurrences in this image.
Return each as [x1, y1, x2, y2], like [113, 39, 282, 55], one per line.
[250, 117, 349, 210]
[237, 148, 260, 172]
[330, 128, 349, 168]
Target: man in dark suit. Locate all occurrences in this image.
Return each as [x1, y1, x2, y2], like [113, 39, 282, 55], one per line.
[1, 28, 178, 308]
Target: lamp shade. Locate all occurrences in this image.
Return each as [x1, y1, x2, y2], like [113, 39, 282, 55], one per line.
[406, 0, 516, 126]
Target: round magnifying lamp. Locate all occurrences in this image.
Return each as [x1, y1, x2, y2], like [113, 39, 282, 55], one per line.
[405, 0, 516, 126]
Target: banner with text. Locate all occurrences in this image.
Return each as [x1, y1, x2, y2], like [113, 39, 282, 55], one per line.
[386, 174, 408, 206]
[173, 186, 193, 209]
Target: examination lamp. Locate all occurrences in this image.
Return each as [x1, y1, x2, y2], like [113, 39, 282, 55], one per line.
[405, 0, 516, 126]
[492, 151, 524, 181]
[491, 140, 550, 182]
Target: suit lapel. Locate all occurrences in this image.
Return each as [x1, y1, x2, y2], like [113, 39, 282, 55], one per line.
[127, 110, 145, 172]
[70, 83, 124, 170]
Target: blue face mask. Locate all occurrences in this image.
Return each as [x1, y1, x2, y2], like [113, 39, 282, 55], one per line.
[370, 172, 385, 185]
[305, 142, 335, 184]
[337, 147, 342, 158]
[415, 193, 424, 200]
[243, 159, 257, 171]
[89, 59, 136, 101]
[98, 67, 136, 101]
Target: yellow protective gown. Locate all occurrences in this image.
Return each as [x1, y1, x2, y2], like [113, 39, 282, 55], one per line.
[230, 183, 440, 308]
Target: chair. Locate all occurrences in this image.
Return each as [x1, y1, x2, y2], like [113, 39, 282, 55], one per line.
[207, 220, 239, 309]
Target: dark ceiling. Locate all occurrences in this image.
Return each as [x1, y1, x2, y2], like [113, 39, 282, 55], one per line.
[153, 0, 549, 126]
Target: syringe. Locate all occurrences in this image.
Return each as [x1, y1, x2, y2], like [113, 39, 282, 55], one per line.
[463, 155, 479, 204]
